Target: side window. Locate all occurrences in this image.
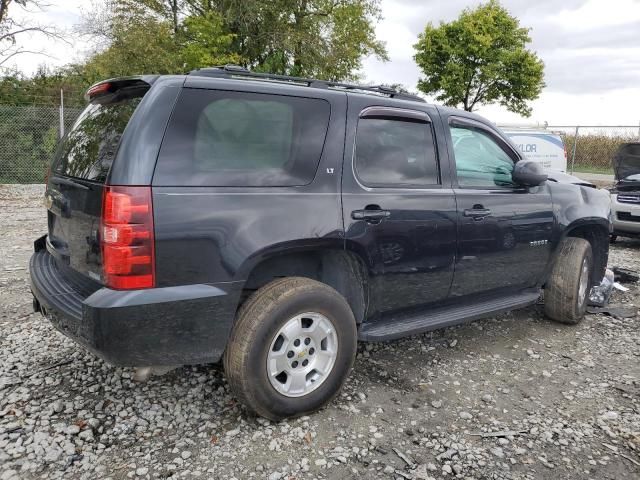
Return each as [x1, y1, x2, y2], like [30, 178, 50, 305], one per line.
[154, 89, 330, 187]
[355, 117, 440, 188]
[450, 125, 515, 187]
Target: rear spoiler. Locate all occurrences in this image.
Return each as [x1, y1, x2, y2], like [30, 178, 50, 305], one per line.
[85, 76, 159, 103]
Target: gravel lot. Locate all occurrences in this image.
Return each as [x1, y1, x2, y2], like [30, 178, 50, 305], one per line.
[1, 184, 639, 480]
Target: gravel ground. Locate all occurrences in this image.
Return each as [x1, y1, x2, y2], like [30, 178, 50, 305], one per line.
[1, 184, 639, 480]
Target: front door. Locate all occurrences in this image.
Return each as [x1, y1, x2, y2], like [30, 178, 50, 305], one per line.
[342, 97, 457, 317]
[444, 115, 554, 298]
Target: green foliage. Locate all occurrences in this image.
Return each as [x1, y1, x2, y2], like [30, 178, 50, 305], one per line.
[242, 0, 388, 81]
[179, 11, 239, 70]
[82, 13, 184, 79]
[0, 0, 387, 106]
[0, 0, 390, 183]
[413, 0, 544, 116]
[90, 0, 386, 81]
[0, 105, 83, 183]
[0, 66, 87, 106]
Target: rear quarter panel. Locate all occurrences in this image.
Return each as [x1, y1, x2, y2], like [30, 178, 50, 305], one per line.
[108, 76, 185, 185]
[151, 80, 347, 287]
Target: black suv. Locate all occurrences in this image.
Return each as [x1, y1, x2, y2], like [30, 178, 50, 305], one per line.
[30, 66, 611, 420]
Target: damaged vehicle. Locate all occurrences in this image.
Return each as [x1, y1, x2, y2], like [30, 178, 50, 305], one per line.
[30, 67, 611, 420]
[610, 142, 640, 241]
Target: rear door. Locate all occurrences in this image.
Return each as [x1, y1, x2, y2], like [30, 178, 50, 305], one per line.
[342, 95, 457, 317]
[45, 80, 151, 282]
[444, 115, 554, 298]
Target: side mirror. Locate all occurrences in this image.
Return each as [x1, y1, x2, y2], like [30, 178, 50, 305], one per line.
[513, 160, 548, 187]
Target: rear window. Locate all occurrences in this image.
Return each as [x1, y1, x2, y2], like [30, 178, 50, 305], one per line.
[154, 89, 331, 187]
[52, 97, 142, 183]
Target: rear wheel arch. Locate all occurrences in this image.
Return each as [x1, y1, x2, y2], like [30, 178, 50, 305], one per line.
[239, 248, 369, 324]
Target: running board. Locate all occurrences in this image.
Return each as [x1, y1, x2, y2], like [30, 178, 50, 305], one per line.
[358, 290, 540, 342]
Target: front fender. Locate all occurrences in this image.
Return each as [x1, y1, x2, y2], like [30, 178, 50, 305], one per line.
[544, 182, 611, 284]
[550, 182, 610, 226]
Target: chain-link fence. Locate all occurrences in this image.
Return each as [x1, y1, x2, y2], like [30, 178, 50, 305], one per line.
[1, 104, 639, 183]
[0, 105, 83, 183]
[548, 125, 640, 176]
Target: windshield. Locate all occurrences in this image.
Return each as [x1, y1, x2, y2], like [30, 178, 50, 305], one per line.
[51, 96, 142, 183]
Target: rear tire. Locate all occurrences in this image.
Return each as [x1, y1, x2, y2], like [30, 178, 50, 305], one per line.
[544, 237, 593, 324]
[224, 277, 357, 420]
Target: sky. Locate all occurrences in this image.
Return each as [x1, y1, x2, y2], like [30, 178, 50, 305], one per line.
[9, 0, 640, 126]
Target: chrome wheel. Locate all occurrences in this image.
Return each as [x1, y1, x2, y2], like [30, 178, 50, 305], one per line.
[267, 312, 338, 398]
[578, 258, 589, 308]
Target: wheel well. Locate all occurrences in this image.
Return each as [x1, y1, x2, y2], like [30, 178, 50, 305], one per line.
[241, 250, 368, 323]
[565, 224, 609, 284]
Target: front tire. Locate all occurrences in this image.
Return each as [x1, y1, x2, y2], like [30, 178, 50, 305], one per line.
[224, 277, 357, 420]
[544, 237, 593, 324]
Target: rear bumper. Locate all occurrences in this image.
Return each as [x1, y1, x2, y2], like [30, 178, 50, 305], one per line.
[29, 247, 242, 367]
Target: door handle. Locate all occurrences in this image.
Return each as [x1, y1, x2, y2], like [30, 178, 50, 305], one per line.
[464, 208, 492, 219]
[351, 209, 391, 222]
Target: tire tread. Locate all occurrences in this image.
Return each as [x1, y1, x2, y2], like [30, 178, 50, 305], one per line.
[544, 237, 592, 324]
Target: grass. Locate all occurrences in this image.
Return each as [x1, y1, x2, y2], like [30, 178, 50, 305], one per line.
[570, 165, 614, 175]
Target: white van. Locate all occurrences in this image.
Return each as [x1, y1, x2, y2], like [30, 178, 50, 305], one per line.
[502, 130, 567, 172]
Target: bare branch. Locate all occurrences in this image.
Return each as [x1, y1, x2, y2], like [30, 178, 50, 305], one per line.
[0, 25, 49, 41]
[0, 46, 52, 66]
[0, 0, 69, 66]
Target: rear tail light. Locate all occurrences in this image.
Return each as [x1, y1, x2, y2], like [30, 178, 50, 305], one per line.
[86, 82, 112, 100]
[101, 186, 155, 289]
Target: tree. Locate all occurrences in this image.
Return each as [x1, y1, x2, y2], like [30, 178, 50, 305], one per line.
[82, 15, 184, 79]
[0, 0, 66, 69]
[83, 0, 388, 82]
[179, 11, 239, 70]
[413, 0, 544, 116]
[0, 66, 87, 106]
[222, 0, 388, 81]
[79, 1, 238, 78]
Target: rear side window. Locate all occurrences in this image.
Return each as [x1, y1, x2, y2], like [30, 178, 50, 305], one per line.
[52, 97, 142, 183]
[154, 89, 331, 186]
[355, 117, 440, 188]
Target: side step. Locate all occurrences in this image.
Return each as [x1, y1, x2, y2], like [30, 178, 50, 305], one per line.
[358, 290, 540, 342]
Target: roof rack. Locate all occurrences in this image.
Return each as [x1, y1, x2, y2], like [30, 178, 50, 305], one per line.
[188, 65, 425, 103]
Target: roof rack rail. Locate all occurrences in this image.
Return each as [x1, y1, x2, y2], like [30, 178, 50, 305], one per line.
[188, 65, 425, 103]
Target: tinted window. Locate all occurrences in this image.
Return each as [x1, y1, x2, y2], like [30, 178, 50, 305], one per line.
[355, 117, 439, 187]
[154, 89, 331, 187]
[52, 97, 142, 182]
[451, 126, 515, 187]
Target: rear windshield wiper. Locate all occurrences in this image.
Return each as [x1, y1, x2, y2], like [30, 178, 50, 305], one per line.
[50, 176, 90, 191]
